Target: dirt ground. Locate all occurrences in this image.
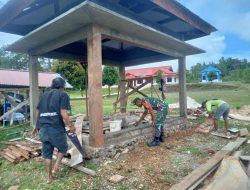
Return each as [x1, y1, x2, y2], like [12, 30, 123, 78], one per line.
[85, 105, 250, 190]
[231, 105, 250, 116]
[90, 129, 230, 190]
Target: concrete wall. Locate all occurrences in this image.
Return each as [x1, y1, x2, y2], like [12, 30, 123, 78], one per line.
[82, 116, 187, 159]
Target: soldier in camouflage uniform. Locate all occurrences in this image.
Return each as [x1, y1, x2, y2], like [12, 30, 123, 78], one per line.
[132, 97, 169, 147]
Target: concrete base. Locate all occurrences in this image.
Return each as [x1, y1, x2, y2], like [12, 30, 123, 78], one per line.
[82, 116, 187, 159]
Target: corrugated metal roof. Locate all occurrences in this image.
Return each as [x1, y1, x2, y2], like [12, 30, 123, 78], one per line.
[126, 66, 176, 79]
[0, 69, 72, 88]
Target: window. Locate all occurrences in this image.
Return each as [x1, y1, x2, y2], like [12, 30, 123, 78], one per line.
[167, 77, 172, 82]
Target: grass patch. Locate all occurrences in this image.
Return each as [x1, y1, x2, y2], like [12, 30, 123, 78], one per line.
[180, 146, 208, 158]
[164, 174, 175, 184]
[0, 123, 31, 142]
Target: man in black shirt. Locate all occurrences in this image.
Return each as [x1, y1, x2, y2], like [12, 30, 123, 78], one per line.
[32, 77, 76, 183]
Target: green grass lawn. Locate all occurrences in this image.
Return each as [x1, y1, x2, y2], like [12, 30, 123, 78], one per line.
[188, 89, 250, 108]
[70, 82, 250, 115]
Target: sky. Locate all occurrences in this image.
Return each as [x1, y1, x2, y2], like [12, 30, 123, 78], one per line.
[0, 0, 250, 71]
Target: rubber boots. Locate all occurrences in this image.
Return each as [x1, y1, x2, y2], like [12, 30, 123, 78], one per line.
[159, 132, 165, 142]
[147, 137, 160, 147]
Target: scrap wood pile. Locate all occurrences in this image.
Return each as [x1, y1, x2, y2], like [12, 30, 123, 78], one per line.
[0, 138, 42, 163]
[170, 137, 250, 190]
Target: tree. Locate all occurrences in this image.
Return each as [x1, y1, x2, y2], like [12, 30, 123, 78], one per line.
[156, 70, 163, 85]
[0, 47, 29, 70]
[207, 72, 217, 81]
[51, 60, 87, 93]
[0, 47, 49, 71]
[243, 68, 250, 83]
[102, 66, 119, 96]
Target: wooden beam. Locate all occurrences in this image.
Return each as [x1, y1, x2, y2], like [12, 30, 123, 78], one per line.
[1, 92, 18, 107]
[170, 138, 247, 190]
[128, 84, 148, 97]
[100, 26, 183, 58]
[29, 56, 39, 127]
[119, 67, 126, 113]
[87, 25, 104, 147]
[114, 80, 151, 106]
[0, 0, 35, 29]
[0, 99, 29, 121]
[150, 0, 216, 34]
[178, 57, 187, 117]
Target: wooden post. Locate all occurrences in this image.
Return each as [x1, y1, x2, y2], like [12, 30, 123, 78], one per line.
[119, 66, 126, 113]
[29, 56, 39, 127]
[87, 25, 104, 147]
[178, 57, 187, 117]
[10, 91, 16, 126]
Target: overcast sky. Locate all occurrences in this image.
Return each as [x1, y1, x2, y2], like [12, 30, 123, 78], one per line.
[0, 0, 249, 71]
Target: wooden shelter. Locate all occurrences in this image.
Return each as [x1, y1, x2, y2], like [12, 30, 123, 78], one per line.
[0, 0, 216, 147]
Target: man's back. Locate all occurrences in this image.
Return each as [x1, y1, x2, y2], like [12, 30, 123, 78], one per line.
[144, 97, 168, 110]
[36, 89, 70, 129]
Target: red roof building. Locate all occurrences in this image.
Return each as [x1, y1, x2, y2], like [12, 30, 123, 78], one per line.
[126, 66, 178, 85]
[0, 69, 72, 88]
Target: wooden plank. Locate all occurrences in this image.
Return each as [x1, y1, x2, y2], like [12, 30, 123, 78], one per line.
[5, 148, 22, 159]
[59, 159, 96, 176]
[0, 152, 16, 163]
[72, 164, 96, 176]
[229, 114, 250, 122]
[1, 92, 18, 107]
[240, 156, 250, 161]
[202, 157, 250, 190]
[3, 150, 18, 160]
[114, 80, 150, 106]
[210, 131, 233, 139]
[9, 146, 30, 159]
[128, 84, 148, 97]
[25, 137, 42, 144]
[222, 138, 247, 151]
[170, 138, 247, 190]
[0, 100, 28, 121]
[67, 115, 84, 166]
[15, 144, 34, 152]
[87, 25, 104, 147]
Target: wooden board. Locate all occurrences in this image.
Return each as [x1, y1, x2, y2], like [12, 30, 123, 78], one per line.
[67, 115, 84, 167]
[229, 114, 250, 122]
[170, 138, 247, 190]
[202, 157, 250, 190]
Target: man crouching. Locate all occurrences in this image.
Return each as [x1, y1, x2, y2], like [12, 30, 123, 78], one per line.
[132, 97, 169, 147]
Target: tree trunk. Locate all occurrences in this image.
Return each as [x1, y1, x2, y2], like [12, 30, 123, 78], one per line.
[108, 86, 111, 96]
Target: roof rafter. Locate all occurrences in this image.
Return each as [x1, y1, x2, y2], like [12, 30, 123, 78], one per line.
[150, 0, 216, 34]
[0, 0, 35, 29]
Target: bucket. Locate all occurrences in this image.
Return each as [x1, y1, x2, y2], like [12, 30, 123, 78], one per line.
[109, 120, 122, 132]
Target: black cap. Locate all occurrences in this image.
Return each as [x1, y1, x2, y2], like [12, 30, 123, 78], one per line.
[51, 77, 66, 89]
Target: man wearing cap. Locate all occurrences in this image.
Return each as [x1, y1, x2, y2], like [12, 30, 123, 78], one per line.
[132, 97, 169, 147]
[201, 99, 230, 131]
[32, 77, 76, 183]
